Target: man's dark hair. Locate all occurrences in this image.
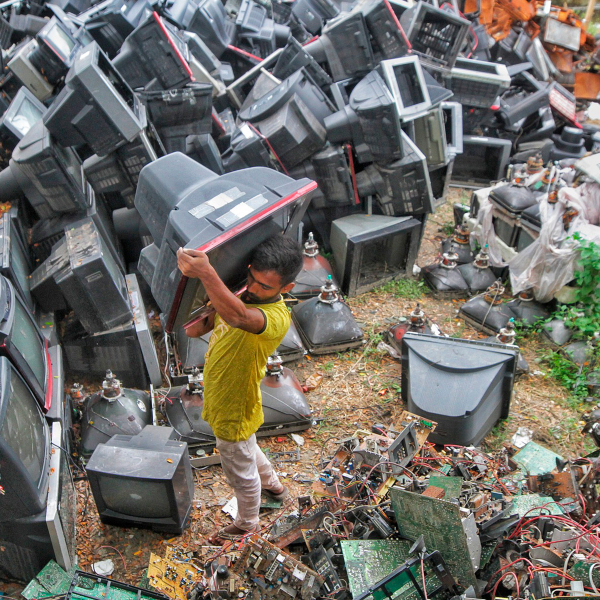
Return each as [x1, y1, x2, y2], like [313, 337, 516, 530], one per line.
[251, 235, 303, 285]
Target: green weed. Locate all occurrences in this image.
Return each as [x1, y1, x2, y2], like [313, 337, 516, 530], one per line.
[376, 278, 425, 300]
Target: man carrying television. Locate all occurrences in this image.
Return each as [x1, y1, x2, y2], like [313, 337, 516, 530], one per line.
[176, 235, 303, 543]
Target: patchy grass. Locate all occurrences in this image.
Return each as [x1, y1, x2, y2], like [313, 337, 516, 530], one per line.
[376, 278, 426, 300]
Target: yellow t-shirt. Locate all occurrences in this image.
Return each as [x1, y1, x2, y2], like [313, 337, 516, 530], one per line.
[202, 299, 291, 442]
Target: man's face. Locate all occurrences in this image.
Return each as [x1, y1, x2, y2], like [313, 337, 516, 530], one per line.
[241, 266, 292, 304]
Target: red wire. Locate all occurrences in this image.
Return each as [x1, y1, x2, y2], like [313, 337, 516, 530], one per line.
[227, 44, 262, 62]
[383, 0, 412, 50]
[246, 122, 289, 175]
[345, 143, 360, 205]
[491, 572, 519, 600]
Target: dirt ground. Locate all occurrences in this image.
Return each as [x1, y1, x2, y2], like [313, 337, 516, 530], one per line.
[1, 191, 591, 595]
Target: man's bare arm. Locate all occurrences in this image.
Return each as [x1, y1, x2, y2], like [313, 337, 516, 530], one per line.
[177, 248, 266, 334]
[184, 311, 215, 338]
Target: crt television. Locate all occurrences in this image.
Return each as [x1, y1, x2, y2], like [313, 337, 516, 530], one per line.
[0, 120, 87, 220]
[0, 405, 76, 582]
[0, 211, 34, 310]
[0, 86, 46, 157]
[134, 152, 317, 332]
[330, 213, 422, 297]
[0, 275, 54, 412]
[43, 41, 146, 157]
[86, 425, 194, 534]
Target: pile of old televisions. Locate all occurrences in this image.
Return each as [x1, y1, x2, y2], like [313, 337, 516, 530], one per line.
[0, 0, 594, 580]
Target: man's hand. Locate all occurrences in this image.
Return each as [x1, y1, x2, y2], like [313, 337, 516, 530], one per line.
[177, 247, 211, 279]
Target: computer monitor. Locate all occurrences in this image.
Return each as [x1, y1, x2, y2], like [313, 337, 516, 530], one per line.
[86, 425, 194, 534]
[43, 42, 146, 157]
[0, 87, 46, 156]
[0, 417, 76, 582]
[29, 17, 79, 85]
[330, 213, 422, 296]
[380, 56, 431, 120]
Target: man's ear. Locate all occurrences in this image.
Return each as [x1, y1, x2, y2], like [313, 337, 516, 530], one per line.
[281, 281, 296, 294]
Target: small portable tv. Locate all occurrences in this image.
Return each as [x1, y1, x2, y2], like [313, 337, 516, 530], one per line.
[0, 87, 46, 156]
[29, 17, 79, 85]
[86, 425, 194, 534]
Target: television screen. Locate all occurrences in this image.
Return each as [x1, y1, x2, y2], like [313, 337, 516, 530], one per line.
[12, 293, 46, 391]
[9, 96, 40, 135]
[0, 276, 49, 410]
[0, 356, 50, 520]
[98, 475, 172, 518]
[0, 212, 34, 309]
[45, 22, 76, 60]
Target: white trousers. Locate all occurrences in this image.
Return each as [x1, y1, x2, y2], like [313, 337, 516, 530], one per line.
[216, 434, 281, 530]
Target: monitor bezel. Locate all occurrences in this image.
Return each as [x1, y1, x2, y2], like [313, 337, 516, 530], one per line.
[0, 276, 51, 411]
[380, 56, 432, 121]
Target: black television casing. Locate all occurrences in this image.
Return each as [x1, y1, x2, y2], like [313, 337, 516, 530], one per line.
[401, 332, 518, 446]
[86, 425, 193, 534]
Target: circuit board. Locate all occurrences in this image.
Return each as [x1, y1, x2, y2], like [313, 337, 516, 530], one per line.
[394, 411, 437, 452]
[389, 487, 478, 590]
[568, 559, 600, 588]
[428, 476, 463, 500]
[233, 534, 324, 599]
[513, 442, 564, 476]
[22, 560, 77, 599]
[340, 540, 441, 600]
[508, 493, 565, 517]
[67, 571, 169, 600]
[147, 547, 204, 600]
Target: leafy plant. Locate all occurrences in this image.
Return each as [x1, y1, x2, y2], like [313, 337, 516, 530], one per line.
[442, 222, 455, 236]
[560, 233, 600, 339]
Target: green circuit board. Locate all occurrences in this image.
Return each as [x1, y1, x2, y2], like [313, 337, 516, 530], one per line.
[340, 540, 441, 600]
[389, 487, 478, 590]
[22, 560, 77, 599]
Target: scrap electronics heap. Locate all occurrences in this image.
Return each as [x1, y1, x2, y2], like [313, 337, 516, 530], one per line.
[22, 411, 600, 600]
[5, 0, 600, 594]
